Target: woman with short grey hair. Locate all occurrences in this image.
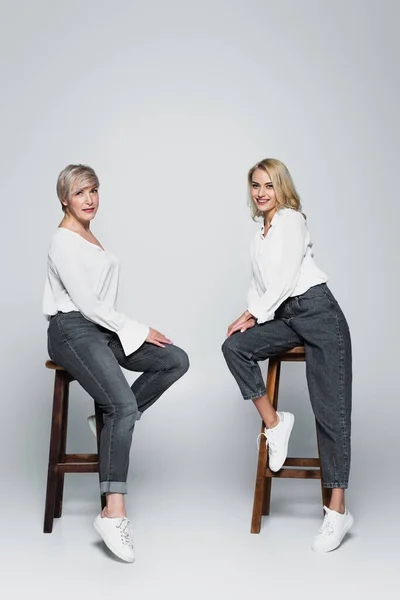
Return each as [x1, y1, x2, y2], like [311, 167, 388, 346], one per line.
[43, 164, 189, 562]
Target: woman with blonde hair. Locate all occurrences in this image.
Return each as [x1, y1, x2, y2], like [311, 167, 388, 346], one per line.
[222, 158, 353, 553]
[43, 164, 189, 562]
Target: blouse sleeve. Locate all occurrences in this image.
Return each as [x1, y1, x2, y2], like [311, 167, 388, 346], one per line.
[50, 236, 149, 356]
[246, 271, 260, 309]
[247, 211, 307, 323]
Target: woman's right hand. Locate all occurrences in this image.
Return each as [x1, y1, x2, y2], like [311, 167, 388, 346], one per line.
[146, 328, 172, 348]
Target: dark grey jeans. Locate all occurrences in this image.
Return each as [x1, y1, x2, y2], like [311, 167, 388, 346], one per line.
[222, 284, 352, 488]
[47, 312, 189, 494]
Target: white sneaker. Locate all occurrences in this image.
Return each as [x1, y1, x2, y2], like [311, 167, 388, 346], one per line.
[93, 514, 135, 563]
[312, 506, 354, 553]
[257, 411, 294, 472]
[87, 414, 97, 438]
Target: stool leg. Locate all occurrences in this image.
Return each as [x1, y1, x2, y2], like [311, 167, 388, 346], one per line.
[263, 359, 281, 516]
[251, 358, 281, 533]
[251, 419, 269, 533]
[322, 485, 332, 508]
[262, 478, 272, 516]
[269, 359, 281, 412]
[54, 377, 70, 518]
[94, 403, 106, 511]
[44, 371, 65, 533]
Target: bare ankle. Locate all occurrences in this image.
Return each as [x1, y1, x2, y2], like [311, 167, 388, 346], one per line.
[102, 507, 126, 519]
[265, 415, 280, 429]
[328, 489, 346, 514]
[329, 503, 345, 514]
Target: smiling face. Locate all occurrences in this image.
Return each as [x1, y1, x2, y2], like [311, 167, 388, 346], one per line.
[62, 181, 99, 224]
[250, 168, 278, 219]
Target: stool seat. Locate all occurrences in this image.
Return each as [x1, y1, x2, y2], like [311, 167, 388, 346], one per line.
[251, 345, 330, 534]
[43, 360, 105, 533]
[275, 346, 305, 362]
[45, 360, 67, 371]
[278, 346, 305, 356]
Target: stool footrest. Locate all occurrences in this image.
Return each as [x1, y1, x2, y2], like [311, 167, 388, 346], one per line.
[59, 463, 100, 474]
[284, 457, 320, 467]
[49, 454, 100, 473]
[265, 468, 321, 479]
[63, 454, 98, 464]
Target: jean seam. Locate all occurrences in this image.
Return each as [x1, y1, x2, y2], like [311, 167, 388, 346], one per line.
[317, 300, 349, 487]
[248, 359, 267, 399]
[335, 309, 350, 486]
[249, 337, 297, 358]
[133, 355, 169, 399]
[107, 417, 115, 484]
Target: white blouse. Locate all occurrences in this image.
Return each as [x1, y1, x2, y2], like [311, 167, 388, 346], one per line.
[42, 228, 149, 356]
[246, 207, 328, 323]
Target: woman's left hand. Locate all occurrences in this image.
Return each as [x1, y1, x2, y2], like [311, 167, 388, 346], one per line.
[227, 315, 256, 337]
[238, 318, 256, 334]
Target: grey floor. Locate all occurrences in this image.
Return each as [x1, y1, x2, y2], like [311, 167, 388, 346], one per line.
[3, 364, 397, 599]
[1, 1, 398, 595]
[4, 425, 396, 600]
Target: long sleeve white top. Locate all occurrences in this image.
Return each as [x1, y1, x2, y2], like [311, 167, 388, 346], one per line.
[42, 228, 149, 356]
[246, 207, 328, 323]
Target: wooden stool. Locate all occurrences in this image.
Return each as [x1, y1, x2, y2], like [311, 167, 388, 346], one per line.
[43, 360, 106, 533]
[251, 346, 331, 534]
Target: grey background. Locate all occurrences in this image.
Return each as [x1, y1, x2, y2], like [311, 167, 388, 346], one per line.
[0, 0, 398, 597]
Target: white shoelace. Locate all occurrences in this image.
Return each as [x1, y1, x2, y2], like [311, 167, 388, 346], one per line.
[117, 517, 133, 547]
[256, 431, 277, 455]
[318, 507, 339, 537]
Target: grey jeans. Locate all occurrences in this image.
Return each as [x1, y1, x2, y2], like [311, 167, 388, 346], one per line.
[47, 312, 189, 494]
[222, 284, 352, 488]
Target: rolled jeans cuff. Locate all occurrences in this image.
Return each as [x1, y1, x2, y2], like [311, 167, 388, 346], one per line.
[243, 389, 267, 400]
[323, 482, 348, 489]
[100, 481, 128, 495]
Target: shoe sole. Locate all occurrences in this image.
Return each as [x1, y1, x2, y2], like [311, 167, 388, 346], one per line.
[93, 517, 135, 563]
[269, 413, 295, 472]
[312, 513, 354, 553]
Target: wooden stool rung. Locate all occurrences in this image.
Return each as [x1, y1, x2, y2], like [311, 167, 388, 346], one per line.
[63, 453, 99, 463]
[284, 457, 320, 467]
[59, 462, 100, 474]
[265, 468, 322, 479]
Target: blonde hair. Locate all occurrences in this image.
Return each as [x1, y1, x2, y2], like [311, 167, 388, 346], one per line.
[56, 164, 99, 212]
[247, 158, 302, 220]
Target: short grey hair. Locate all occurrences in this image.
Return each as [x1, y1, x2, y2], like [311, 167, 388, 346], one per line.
[56, 164, 99, 212]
